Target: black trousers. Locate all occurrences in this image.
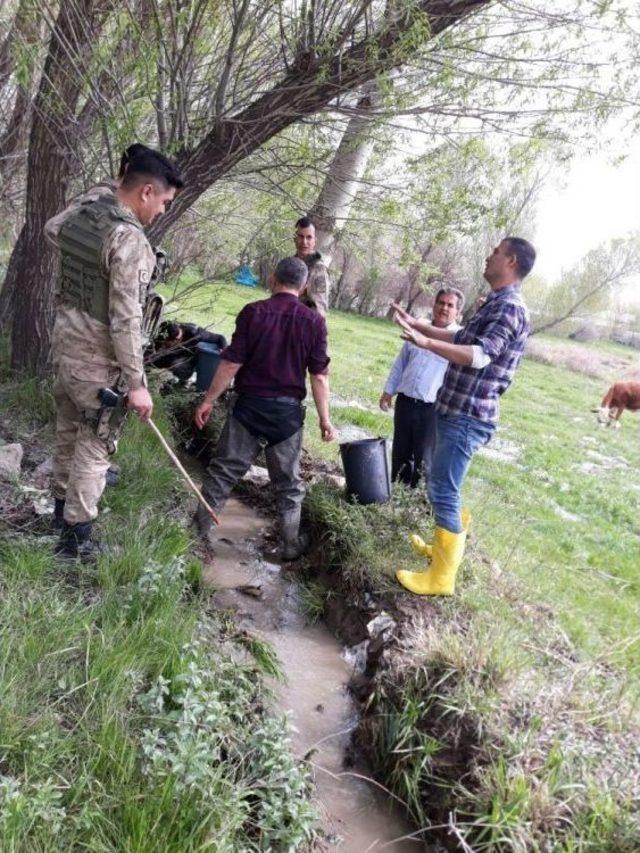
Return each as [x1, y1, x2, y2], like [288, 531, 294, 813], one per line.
[391, 393, 438, 488]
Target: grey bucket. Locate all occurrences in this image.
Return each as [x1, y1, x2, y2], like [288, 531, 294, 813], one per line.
[339, 437, 391, 505]
[195, 342, 221, 392]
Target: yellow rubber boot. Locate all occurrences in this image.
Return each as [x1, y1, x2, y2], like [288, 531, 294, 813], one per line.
[396, 525, 467, 596]
[409, 510, 471, 558]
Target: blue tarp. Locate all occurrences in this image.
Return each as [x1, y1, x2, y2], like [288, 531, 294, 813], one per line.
[234, 264, 258, 287]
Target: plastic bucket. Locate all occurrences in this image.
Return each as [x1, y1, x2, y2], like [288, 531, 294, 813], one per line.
[339, 437, 391, 505]
[195, 342, 221, 392]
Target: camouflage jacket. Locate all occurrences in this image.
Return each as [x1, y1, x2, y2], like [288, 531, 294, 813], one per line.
[45, 183, 155, 390]
[300, 252, 330, 316]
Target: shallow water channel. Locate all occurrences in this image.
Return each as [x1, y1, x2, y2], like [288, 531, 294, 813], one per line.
[205, 498, 422, 852]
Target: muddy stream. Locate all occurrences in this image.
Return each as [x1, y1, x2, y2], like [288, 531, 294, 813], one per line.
[205, 498, 421, 851]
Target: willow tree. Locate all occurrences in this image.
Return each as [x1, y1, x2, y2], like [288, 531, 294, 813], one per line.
[531, 236, 640, 335]
[308, 82, 381, 264]
[0, 0, 113, 371]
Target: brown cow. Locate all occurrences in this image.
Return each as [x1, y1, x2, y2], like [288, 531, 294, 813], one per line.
[593, 381, 640, 428]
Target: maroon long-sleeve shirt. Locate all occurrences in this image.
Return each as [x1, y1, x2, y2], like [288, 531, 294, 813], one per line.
[221, 292, 330, 400]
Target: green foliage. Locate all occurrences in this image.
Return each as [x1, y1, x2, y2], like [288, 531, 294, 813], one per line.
[297, 578, 328, 624]
[0, 375, 55, 427]
[0, 338, 55, 426]
[236, 633, 284, 680]
[362, 611, 640, 849]
[138, 639, 313, 849]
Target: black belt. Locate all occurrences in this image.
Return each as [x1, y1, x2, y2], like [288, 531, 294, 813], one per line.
[398, 392, 434, 407]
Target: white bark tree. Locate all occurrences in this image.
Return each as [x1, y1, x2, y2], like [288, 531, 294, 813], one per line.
[308, 82, 380, 263]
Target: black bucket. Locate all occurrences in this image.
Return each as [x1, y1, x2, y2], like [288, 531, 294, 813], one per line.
[195, 342, 221, 392]
[339, 437, 391, 505]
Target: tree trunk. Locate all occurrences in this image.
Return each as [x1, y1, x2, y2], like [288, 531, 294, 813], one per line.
[0, 227, 26, 329]
[308, 83, 379, 263]
[2, 0, 108, 374]
[403, 243, 433, 312]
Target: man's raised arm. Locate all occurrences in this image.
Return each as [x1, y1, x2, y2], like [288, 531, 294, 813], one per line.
[391, 302, 457, 342]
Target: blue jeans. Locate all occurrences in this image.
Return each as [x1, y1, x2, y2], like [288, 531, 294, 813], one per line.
[427, 413, 495, 533]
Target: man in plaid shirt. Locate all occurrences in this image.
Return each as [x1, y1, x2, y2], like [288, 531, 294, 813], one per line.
[392, 237, 536, 596]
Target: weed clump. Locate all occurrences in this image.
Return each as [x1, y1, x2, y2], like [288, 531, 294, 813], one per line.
[305, 481, 432, 591]
[362, 616, 640, 850]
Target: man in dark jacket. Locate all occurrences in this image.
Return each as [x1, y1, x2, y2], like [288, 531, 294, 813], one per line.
[194, 257, 336, 559]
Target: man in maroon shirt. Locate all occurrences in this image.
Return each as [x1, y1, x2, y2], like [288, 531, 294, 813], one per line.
[194, 256, 337, 559]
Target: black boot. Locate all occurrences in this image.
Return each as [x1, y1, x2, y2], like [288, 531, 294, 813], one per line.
[52, 498, 65, 532]
[281, 510, 310, 561]
[194, 503, 217, 553]
[55, 521, 105, 562]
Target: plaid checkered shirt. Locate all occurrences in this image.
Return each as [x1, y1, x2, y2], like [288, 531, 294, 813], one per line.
[435, 283, 530, 424]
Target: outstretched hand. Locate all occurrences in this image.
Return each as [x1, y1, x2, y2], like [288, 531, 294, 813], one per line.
[396, 315, 431, 350]
[391, 302, 414, 328]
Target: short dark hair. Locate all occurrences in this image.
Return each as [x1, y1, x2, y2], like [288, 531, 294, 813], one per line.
[274, 256, 308, 289]
[120, 145, 184, 191]
[504, 237, 536, 279]
[118, 144, 153, 178]
[295, 216, 315, 230]
[435, 286, 465, 311]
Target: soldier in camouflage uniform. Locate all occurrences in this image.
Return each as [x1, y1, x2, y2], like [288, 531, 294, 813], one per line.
[45, 145, 183, 560]
[294, 216, 331, 316]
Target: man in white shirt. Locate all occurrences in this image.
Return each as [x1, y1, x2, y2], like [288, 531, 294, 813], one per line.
[380, 287, 463, 487]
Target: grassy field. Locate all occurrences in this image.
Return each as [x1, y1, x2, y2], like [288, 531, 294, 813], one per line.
[170, 279, 640, 682]
[171, 278, 640, 846]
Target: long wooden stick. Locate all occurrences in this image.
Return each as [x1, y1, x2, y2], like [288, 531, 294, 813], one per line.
[146, 418, 219, 525]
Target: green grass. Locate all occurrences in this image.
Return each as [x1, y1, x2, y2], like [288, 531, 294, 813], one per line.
[0, 395, 316, 850]
[2, 279, 638, 848]
[304, 481, 640, 848]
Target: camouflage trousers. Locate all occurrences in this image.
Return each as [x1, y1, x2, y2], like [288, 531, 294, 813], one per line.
[52, 359, 120, 524]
